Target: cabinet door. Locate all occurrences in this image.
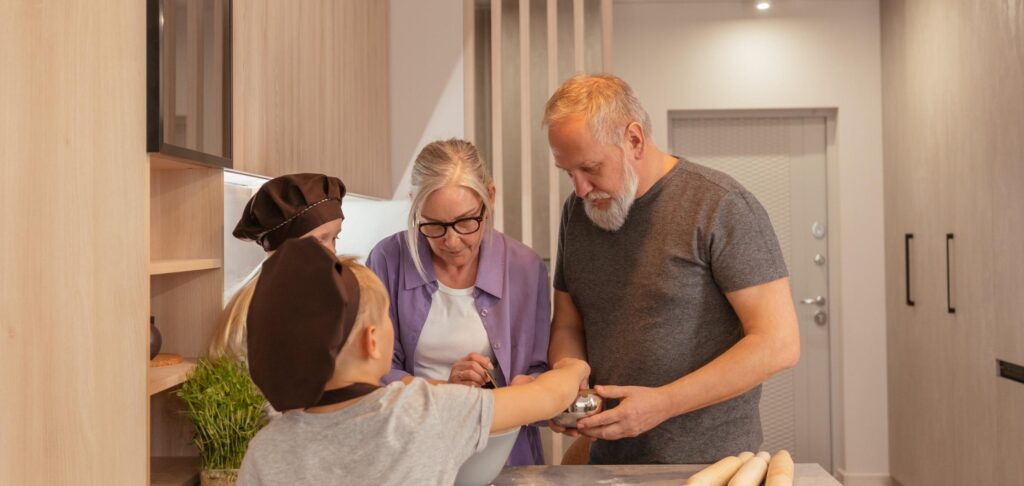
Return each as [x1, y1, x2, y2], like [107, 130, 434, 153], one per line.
[882, 2, 968, 483]
[882, 8, 948, 480]
[987, 29, 1024, 485]
[233, 0, 391, 198]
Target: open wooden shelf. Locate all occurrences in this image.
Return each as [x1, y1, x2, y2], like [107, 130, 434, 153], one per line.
[151, 456, 200, 486]
[148, 359, 196, 396]
[149, 259, 223, 275]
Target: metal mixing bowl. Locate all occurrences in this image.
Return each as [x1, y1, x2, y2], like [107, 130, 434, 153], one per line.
[551, 389, 603, 428]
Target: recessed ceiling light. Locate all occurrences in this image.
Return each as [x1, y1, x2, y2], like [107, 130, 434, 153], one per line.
[756, 1, 771, 10]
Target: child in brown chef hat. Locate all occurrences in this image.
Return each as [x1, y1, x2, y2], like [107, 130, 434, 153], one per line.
[238, 236, 590, 485]
[210, 172, 348, 361]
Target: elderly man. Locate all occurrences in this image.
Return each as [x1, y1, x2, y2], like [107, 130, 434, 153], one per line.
[545, 74, 800, 464]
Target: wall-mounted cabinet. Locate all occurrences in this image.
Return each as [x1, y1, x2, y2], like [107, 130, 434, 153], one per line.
[147, 0, 233, 168]
[232, 0, 390, 198]
[147, 154, 225, 485]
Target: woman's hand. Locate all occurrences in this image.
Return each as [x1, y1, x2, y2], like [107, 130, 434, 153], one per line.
[449, 352, 494, 387]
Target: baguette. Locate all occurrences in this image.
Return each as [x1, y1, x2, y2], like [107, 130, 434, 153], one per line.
[765, 450, 795, 486]
[727, 451, 770, 486]
[684, 456, 744, 486]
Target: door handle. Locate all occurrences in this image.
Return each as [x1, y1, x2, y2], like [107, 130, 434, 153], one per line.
[905, 233, 915, 306]
[801, 296, 826, 306]
[946, 233, 955, 314]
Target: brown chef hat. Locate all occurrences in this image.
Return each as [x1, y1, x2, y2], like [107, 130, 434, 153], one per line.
[233, 173, 346, 251]
[246, 237, 361, 411]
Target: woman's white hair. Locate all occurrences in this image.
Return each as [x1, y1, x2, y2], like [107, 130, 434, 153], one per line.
[542, 73, 652, 144]
[406, 139, 494, 281]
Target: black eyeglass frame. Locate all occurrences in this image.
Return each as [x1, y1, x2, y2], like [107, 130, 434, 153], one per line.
[417, 206, 486, 239]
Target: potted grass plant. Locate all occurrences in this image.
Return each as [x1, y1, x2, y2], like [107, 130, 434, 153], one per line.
[177, 357, 267, 486]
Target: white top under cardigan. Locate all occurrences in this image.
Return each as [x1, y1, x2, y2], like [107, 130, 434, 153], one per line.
[413, 282, 496, 381]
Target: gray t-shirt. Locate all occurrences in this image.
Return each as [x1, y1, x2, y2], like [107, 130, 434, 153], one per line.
[553, 158, 788, 464]
[238, 379, 494, 485]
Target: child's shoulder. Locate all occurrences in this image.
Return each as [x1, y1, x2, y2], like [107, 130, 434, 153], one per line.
[380, 379, 492, 417]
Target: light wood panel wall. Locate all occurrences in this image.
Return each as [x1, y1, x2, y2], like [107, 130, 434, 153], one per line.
[882, 1, 1024, 484]
[0, 1, 149, 484]
[233, 0, 390, 198]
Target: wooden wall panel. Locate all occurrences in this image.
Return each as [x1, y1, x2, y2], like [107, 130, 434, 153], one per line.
[233, 0, 390, 198]
[0, 1, 149, 484]
[882, 1, 1024, 484]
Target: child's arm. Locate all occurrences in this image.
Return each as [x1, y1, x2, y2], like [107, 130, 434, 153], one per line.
[489, 358, 590, 433]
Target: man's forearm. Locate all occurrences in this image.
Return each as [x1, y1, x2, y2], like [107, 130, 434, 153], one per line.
[661, 331, 797, 417]
[548, 324, 587, 364]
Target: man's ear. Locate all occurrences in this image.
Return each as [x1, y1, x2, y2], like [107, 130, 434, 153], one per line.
[624, 121, 646, 159]
[362, 324, 382, 360]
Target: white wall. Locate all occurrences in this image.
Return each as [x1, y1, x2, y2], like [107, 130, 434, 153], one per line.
[389, 0, 466, 199]
[614, 1, 888, 484]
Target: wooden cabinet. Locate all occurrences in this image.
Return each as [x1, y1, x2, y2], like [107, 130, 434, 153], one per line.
[1, 1, 150, 484]
[147, 155, 225, 484]
[882, 2, 1023, 485]
[233, 0, 391, 198]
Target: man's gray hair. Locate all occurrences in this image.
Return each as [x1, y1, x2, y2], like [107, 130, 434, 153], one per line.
[542, 74, 653, 144]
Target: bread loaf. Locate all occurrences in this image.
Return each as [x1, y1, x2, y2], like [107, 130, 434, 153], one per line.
[727, 451, 770, 486]
[765, 450, 795, 486]
[684, 456, 744, 486]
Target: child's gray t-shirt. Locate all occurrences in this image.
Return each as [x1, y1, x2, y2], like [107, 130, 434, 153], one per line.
[239, 379, 494, 486]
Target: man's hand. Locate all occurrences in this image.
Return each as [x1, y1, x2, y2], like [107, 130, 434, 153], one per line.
[448, 352, 494, 387]
[575, 384, 673, 440]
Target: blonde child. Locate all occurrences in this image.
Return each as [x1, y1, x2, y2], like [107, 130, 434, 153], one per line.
[239, 237, 589, 485]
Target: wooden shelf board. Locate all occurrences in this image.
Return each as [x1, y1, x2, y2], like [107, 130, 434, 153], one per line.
[151, 456, 200, 486]
[149, 259, 222, 275]
[148, 359, 196, 396]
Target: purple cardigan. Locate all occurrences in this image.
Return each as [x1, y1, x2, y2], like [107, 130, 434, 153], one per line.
[366, 229, 551, 466]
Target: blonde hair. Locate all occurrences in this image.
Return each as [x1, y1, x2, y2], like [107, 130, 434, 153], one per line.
[208, 267, 261, 360]
[406, 139, 494, 280]
[208, 256, 391, 360]
[339, 257, 390, 338]
[542, 74, 652, 144]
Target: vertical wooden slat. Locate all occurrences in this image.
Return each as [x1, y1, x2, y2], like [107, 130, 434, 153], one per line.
[546, 0, 564, 465]
[573, 0, 584, 72]
[519, 0, 532, 247]
[547, 0, 560, 269]
[601, 0, 612, 72]
[464, 0, 475, 143]
[490, 0, 504, 230]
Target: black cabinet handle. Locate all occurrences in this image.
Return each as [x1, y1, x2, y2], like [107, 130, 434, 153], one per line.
[905, 233, 914, 306]
[946, 233, 955, 314]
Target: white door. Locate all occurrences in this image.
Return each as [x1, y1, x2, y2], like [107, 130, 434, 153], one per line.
[670, 114, 832, 471]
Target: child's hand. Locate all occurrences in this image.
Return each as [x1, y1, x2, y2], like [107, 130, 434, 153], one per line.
[448, 352, 494, 387]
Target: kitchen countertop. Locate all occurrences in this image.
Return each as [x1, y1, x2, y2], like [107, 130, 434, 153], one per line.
[493, 463, 842, 485]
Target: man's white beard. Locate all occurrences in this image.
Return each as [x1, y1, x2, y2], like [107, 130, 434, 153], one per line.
[583, 159, 639, 232]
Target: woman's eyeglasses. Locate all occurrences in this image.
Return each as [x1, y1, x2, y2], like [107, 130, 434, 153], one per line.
[418, 206, 485, 238]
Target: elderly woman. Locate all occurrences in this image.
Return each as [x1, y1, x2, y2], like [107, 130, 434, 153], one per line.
[209, 173, 347, 360]
[366, 139, 550, 466]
